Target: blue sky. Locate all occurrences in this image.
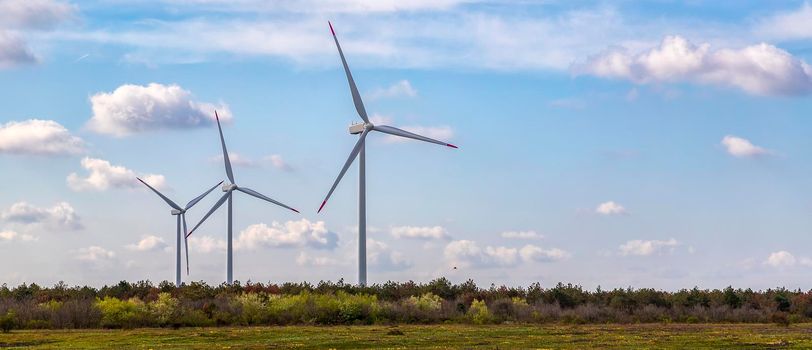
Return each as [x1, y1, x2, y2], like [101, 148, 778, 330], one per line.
[2, 0, 812, 290]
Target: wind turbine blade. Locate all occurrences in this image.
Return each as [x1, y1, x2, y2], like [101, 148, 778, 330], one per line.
[215, 111, 235, 183]
[185, 180, 225, 210]
[136, 177, 181, 210]
[182, 213, 190, 275]
[373, 125, 458, 148]
[318, 129, 368, 213]
[328, 21, 369, 124]
[187, 192, 229, 237]
[237, 187, 299, 213]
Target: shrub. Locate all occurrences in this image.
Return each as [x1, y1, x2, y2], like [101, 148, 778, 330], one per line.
[408, 293, 442, 312]
[149, 292, 179, 326]
[234, 293, 267, 325]
[0, 310, 15, 333]
[468, 299, 491, 325]
[96, 297, 147, 329]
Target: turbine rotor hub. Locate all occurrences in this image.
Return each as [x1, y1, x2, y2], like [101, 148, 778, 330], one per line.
[222, 183, 238, 192]
[170, 209, 183, 215]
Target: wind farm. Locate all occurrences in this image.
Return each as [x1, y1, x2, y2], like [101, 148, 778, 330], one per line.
[3, 0, 812, 348]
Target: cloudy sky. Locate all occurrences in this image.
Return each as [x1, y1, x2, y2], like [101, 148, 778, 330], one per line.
[2, 0, 812, 290]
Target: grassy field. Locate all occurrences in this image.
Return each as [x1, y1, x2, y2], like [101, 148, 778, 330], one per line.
[1, 324, 811, 349]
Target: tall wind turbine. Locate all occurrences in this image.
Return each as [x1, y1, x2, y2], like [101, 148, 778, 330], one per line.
[187, 111, 299, 284]
[136, 178, 223, 287]
[319, 22, 458, 286]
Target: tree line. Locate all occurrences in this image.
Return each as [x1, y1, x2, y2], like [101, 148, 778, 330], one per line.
[1, 278, 810, 331]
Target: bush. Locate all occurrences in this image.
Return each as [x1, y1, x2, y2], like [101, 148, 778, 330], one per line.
[468, 299, 491, 325]
[96, 297, 147, 328]
[0, 310, 15, 333]
[149, 292, 179, 326]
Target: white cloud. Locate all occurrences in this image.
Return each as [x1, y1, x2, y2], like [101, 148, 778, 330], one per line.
[188, 235, 227, 253]
[765, 251, 796, 268]
[619, 238, 679, 256]
[500, 230, 543, 240]
[0, 0, 76, 30]
[596, 201, 627, 216]
[149, 0, 468, 14]
[367, 238, 411, 271]
[87, 83, 232, 137]
[0, 32, 37, 68]
[0, 119, 85, 156]
[76, 246, 116, 262]
[367, 80, 418, 100]
[1, 201, 82, 230]
[574, 35, 812, 96]
[391, 225, 448, 240]
[265, 154, 293, 171]
[444, 240, 568, 268]
[295, 252, 342, 267]
[126, 235, 169, 252]
[210, 152, 257, 167]
[67, 157, 166, 192]
[236, 219, 338, 250]
[519, 244, 571, 262]
[0, 230, 37, 242]
[383, 125, 454, 144]
[756, 2, 812, 41]
[721, 135, 771, 158]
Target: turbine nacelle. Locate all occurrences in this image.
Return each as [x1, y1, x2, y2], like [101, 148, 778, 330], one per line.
[170, 209, 184, 215]
[222, 183, 238, 192]
[349, 122, 371, 135]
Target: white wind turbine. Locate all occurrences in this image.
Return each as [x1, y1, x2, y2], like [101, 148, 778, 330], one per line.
[136, 178, 223, 287]
[187, 111, 299, 284]
[318, 22, 458, 286]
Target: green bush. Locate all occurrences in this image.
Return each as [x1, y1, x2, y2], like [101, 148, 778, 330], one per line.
[234, 293, 267, 325]
[468, 299, 491, 324]
[408, 293, 442, 312]
[0, 310, 15, 333]
[96, 297, 147, 328]
[149, 292, 179, 326]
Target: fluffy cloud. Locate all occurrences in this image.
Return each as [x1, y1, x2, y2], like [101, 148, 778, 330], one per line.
[756, 3, 812, 41]
[367, 239, 411, 271]
[367, 80, 418, 100]
[575, 35, 812, 96]
[126, 235, 169, 252]
[383, 125, 454, 144]
[595, 201, 627, 216]
[76, 246, 116, 262]
[210, 152, 257, 167]
[500, 231, 543, 240]
[0, 230, 37, 242]
[721, 135, 771, 158]
[87, 83, 232, 137]
[67, 157, 166, 191]
[444, 240, 568, 268]
[0, 119, 85, 156]
[296, 252, 342, 267]
[763, 251, 812, 268]
[1, 201, 82, 230]
[265, 154, 293, 171]
[519, 245, 571, 262]
[188, 235, 227, 253]
[391, 225, 448, 240]
[0, 32, 37, 68]
[0, 0, 76, 30]
[236, 219, 338, 250]
[618, 238, 679, 256]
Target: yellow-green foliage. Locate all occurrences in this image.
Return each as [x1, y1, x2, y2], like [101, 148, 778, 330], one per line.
[235, 293, 267, 325]
[149, 292, 179, 326]
[265, 291, 378, 325]
[511, 297, 528, 307]
[38, 300, 63, 312]
[408, 293, 443, 312]
[96, 297, 146, 328]
[468, 299, 491, 324]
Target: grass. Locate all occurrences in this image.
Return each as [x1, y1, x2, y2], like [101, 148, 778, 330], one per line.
[1, 324, 811, 349]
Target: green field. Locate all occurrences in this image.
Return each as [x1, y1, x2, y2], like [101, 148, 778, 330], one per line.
[1, 324, 811, 349]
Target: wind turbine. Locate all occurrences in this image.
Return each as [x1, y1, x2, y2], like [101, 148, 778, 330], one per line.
[187, 111, 299, 284]
[136, 178, 223, 287]
[319, 22, 458, 286]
